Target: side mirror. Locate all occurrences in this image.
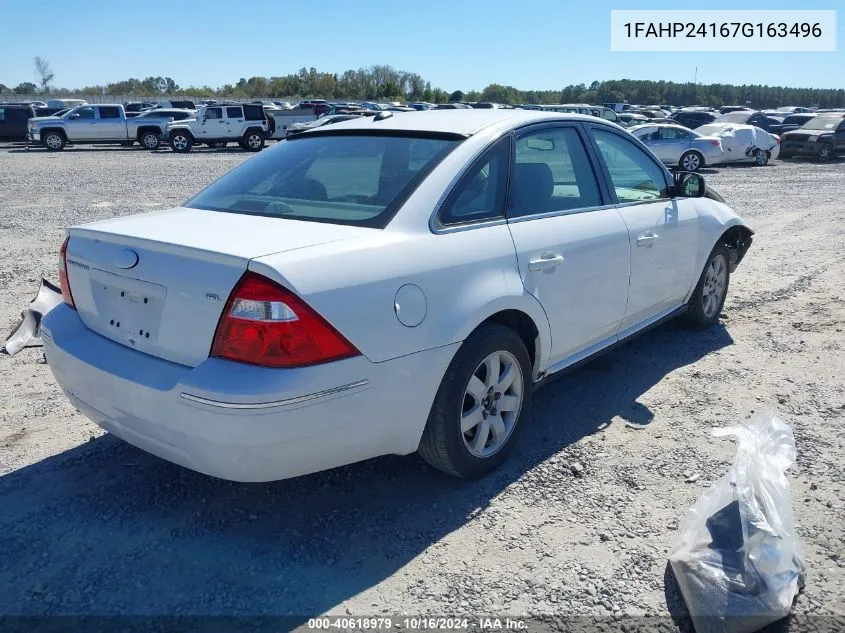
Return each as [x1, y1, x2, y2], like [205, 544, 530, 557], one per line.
[674, 171, 705, 198]
[69, 113, 80, 120]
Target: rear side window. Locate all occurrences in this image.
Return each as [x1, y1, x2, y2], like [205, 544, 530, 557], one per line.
[592, 129, 669, 203]
[173, 112, 191, 121]
[75, 107, 95, 119]
[186, 134, 461, 228]
[510, 126, 601, 217]
[99, 106, 121, 119]
[439, 137, 509, 226]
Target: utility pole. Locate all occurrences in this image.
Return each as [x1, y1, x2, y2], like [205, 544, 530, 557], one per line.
[693, 66, 698, 104]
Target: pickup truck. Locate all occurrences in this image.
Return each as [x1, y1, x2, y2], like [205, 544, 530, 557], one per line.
[28, 104, 194, 150]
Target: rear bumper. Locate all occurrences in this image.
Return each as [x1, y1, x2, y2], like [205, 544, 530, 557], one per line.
[42, 304, 458, 481]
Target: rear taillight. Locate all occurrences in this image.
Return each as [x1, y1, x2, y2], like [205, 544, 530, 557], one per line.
[210, 272, 359, 368]
[59, 236, 75, 309]
[709, 139, 721, 147]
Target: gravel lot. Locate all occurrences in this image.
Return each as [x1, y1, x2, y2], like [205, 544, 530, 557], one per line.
[0, 143, 843, 629]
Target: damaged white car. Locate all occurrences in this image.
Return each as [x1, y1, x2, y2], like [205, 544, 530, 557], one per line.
[695, 123, 780, 166]
[40, 110, 753, 482]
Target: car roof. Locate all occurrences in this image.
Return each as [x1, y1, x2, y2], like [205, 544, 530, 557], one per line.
[310, 109, 600, 137]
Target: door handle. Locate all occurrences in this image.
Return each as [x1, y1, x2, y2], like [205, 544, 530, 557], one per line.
[528, 253, 565, 272]
[637, 232, 659, 247]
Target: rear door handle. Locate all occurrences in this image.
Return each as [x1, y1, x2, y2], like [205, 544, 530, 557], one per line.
[637, 232, 659, 247]
[528, 253, 565, 272]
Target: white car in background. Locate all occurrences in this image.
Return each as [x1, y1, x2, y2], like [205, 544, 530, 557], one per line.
[42, 110, 753, 482]
[695, 123, 780, 166]
[629, 123, 724, 171]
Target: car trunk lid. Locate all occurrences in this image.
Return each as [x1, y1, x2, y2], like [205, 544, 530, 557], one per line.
[65, 207, 371, 367]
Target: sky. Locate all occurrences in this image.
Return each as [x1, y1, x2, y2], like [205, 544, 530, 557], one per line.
[1, 0, 842, 93]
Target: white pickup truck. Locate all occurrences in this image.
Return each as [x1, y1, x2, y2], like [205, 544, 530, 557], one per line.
[28, 104, 193, 150]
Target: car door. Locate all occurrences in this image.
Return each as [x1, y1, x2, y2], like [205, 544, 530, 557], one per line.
[65, 106, 98, 140]
[834, 120, 845, 154]
[587, 125, 699, 332]
[505, 123, 631, 367]
[225, 106, 244, 137]
[200, 106, 224, 139]
[96, 106, 124, 140]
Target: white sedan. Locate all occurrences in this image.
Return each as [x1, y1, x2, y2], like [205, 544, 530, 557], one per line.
[695, 123, 781, 166]
[43, 110, 754, 482]
[629, 123, 724, 171]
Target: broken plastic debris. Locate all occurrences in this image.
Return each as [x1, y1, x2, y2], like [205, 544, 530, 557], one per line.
[669, 412, 805, 633]
[2, 278, 62, 356]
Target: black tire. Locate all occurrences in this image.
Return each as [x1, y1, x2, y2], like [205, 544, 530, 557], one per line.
[140, 131, 160, 150]
[169, 131, 192, 153]
[418, 324, 533, 478]
[242, 129, 265, 152]
[42, 131, 65, 151]
[752, 149, 769, 166]
[679, 150, 703, 172]
[815, 143, 833, 162]
[684, 244, 731, 329]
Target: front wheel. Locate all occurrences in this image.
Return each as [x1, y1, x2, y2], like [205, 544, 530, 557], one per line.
[242, 130, 265, 152]
[684, 244, 730, 329]
[43, 132, 65, 151]
[169, 132, 192, 153]
[418, 324, 532, 478]
[679, 151, 703, 172]
[815, 143, 833, 162]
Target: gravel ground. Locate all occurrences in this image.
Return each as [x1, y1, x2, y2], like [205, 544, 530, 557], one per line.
[0, 143, 843, 630]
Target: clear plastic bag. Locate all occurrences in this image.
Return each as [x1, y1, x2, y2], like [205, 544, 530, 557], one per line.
[668, 412, 806, 633]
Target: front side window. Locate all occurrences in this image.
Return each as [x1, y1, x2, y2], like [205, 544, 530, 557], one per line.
[187, 133, 460, 227]
[509, 126, 602, 217]
[593, 129, 669, 203]
[439, 137, 509, 226]
[205, 107, 222, 120]
[74, 107, 95, 120]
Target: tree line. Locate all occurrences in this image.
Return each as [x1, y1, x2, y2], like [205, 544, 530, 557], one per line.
[3, 63, 844, 109]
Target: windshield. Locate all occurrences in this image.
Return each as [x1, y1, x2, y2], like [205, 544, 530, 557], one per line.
[800, 116, 841, 131]
[186, 133, 461, 228]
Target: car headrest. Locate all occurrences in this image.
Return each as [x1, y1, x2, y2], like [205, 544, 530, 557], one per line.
[514, 163, 554, 211]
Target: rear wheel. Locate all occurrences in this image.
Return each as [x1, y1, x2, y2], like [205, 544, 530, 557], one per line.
[418, 324, 532, 478]
[169, 132, 192, 153]
[243, 130, 265, 151]
[684, 244, 730, 329]
[43, 132, 65, 151]
[679, 151, 703, 172]
[140, 131, 160, 150]
[753, 149, 769, 166]
[816, 143, 833, 162]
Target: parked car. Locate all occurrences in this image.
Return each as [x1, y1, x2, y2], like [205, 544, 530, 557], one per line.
[713, 110, 774, 133]
[165, 104, 269, 152]
[618, 113, 649, 126]
[46, 98, 87, 110]
[629, 123, 723, 171]
[128, 108, 195, 149]
[43, 110, 752, 482]
[779, 113, 845, 162]
[267, 107, 320, 139]
[435, 102, 472, 109]
[156, 100, 196, 110]
[670, 110, 718, 130]
[767, 113, 816, 136]
[719, 106, 751, 114]
[695, 123, 780, 165]
[124, 102, 156, 114]
[0, 103, 36, 141]
[28, 104, 187, 151]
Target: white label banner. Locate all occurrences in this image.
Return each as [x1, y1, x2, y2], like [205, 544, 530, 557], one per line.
[610, 10, 836, 52]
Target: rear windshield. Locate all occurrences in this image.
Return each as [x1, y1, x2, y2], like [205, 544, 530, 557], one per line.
[186, 133, 461, 227]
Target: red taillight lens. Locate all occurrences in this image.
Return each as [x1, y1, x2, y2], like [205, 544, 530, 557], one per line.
[210, 272, 359, 368]
[709, 139, 721, 147]
[59, 236, 76, 309]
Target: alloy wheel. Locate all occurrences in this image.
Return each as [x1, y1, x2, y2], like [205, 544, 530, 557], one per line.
[46, 135, 62, 149]
[172, 136, 188, 150]
[247, 134, 262, 149]
[701, 254, 727, 318]
[461, 350, 524, 458]
[682, 153, 700, 171]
